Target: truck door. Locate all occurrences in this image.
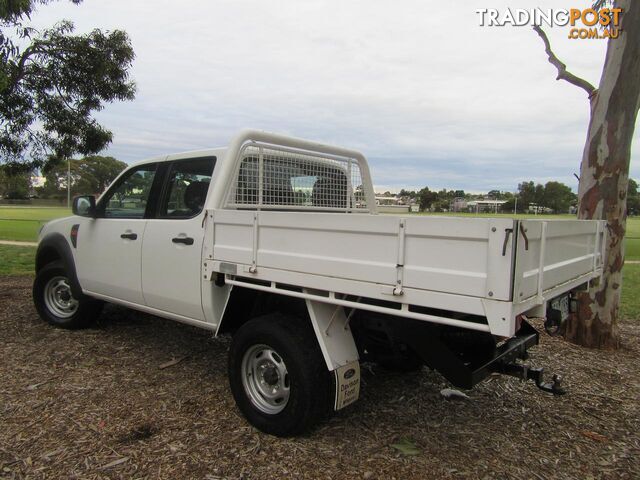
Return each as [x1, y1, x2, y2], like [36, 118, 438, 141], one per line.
[141, 156, 216, 321]
[76, 163, 159, 305]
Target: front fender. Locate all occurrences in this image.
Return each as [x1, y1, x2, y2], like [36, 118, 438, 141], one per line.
[36, 233, 83, 298]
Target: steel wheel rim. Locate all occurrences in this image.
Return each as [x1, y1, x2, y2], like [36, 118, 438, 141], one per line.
[241, 343, 290, 414]
[44, 276, 78, 318]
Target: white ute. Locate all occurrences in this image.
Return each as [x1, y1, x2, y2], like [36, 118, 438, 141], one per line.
[33, 130, 606, 436]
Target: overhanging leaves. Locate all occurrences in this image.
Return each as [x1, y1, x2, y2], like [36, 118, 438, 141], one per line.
[0, 0, 135, 169]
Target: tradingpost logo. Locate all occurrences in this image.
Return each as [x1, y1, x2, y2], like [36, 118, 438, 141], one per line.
[476, 7, 623, 39]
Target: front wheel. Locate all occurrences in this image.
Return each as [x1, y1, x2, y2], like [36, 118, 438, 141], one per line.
[228, 314, 333, 436]
[33, 261, 103, 329]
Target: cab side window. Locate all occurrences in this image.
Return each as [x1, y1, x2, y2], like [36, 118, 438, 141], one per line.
[101, 164, 157, 219]
[159, 157, 216, 218]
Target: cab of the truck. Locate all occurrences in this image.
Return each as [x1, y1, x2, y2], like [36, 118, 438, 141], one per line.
[36, 148, 226, 328]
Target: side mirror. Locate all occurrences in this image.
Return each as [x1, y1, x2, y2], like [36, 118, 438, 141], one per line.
[72, 195, 96, 217]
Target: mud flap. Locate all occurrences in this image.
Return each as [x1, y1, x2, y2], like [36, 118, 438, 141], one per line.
[304, 293, 361, 410]
[334, 361, 361, 410]
[304, 294, 360, 369]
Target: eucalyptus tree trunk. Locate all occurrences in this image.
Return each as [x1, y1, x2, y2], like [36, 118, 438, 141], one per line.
[563, 0, 640, 348]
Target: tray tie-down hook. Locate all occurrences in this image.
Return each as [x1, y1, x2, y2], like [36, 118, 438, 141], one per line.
[502, 228, 514, 256]
[491, 362, 566, 395]
[501, 223, 531, 256]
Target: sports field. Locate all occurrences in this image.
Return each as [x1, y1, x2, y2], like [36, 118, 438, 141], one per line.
[0, 206, 70, 242]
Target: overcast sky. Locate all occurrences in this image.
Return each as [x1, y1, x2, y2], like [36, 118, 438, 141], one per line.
[35, 0, 639, 193]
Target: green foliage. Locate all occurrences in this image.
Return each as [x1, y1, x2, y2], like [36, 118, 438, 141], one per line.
[542, 181, 575, 213]
[74, 155, 127, 194]
[517, 181, 539, 212]
[0, 168, 31, 198]
[398, 188, 417, 199]
[0, 0, 135, 169]
[37, 155, 126, 198]
[628, 178, 639, 216]
[517, 180, 576, 213]
[403, 178, 637, 215]
[418, 187, 437, 211]
[487, 189, 502, 199]
[0, 1, 81, 23]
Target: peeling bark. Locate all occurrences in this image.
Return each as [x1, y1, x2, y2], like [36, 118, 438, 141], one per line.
[564, 0, 640, 349]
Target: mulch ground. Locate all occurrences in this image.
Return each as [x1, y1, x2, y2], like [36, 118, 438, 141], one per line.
[1, 275, 639, 480]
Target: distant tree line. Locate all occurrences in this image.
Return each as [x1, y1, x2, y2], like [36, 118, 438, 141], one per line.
[2, 163, 638, 216]
[511, 181, 576, 214]
[397, 178, 639, 215]
[0, 155, 126, 201]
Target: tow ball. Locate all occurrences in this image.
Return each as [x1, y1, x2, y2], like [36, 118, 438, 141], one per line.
[492, 362, 566, 395]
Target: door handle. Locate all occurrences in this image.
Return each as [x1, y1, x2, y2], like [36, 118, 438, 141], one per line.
[120, 233, 138, 240]
[172, 237, 194, 245]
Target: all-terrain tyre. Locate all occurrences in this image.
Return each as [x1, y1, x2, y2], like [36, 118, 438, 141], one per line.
[33, 261, 103, 329]
[228, 313, 333, 436]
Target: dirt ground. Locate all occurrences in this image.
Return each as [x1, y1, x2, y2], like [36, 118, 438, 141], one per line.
[1, 275, 639, 480]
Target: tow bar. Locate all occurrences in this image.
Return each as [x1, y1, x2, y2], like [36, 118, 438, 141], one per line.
[389, 318, 566, 394]
[491, 362, 566, 395]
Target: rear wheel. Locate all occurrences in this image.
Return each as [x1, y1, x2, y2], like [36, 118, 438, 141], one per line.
[33, 261, 103, 329]
[228, 314, 332, 436]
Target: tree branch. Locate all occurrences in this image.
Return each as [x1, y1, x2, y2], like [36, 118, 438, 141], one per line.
[8, 42, 45, 90]
[9, 40, 73, 93]
[53, 82, 81, 114]
[533, 25, 597, 100]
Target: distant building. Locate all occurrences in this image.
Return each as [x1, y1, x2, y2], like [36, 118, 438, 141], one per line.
[466, 199, 507, 213]
[450, 197, 467, 212]
[375, 195, 410, 214]
[31, 175, 46, 188]
[527, 203, 554, 214]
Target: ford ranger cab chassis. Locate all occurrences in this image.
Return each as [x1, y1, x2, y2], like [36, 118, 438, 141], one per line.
[34, 130, 606, 436]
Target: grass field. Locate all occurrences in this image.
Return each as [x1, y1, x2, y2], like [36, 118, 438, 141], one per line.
[0, 245, 36, 275]
[626, 217, 640, 261]
[0, 206, 70, 242]
[621, 264, 640, 320]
